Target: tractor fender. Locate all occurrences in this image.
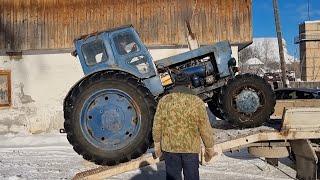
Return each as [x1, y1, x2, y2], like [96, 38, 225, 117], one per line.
[64, 69, 138, 107]
[64, 69, 163, 109]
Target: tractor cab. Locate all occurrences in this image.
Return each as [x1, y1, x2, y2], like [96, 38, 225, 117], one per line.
[73, 25, 157, 79]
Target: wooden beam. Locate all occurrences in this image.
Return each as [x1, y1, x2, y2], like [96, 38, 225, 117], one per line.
[73, 154, 160, 180]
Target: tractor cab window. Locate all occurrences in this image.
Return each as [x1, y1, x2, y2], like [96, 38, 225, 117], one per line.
[114, 33, 140, 55]
[82, 39, 108, 66]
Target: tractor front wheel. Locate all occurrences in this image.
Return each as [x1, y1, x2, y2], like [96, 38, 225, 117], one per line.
[220, 74, 275, 128]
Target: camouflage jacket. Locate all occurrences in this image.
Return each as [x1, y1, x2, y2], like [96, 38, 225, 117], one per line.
[152, 92, 214, 153]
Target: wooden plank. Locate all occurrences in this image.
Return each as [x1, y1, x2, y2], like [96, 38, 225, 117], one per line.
[73, 154, 160, 180]
[0, 0, 4, 49]
[37, 0, 42, 49]
[206, 131, 320, 164]
[48, 0, 53, 48]
[42, 0, 47, 49]
[12, 0, 17, 50]
[282, 107, 320, 130]
[273, 99, 320, 119]
[4, 0, 10, 50]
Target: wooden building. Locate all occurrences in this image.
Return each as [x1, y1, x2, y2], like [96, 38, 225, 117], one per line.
[0, 0, 252, 55]
[297, 21, 320, 81]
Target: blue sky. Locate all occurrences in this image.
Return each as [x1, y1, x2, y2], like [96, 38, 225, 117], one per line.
[253, 0, 320, 57]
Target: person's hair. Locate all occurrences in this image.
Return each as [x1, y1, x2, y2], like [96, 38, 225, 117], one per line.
[169, 85, 195, 95]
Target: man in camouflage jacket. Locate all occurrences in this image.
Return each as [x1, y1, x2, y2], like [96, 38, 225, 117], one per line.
[152, 86, 216, 180]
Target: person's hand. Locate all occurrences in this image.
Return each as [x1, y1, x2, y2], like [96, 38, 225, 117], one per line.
[154, 142, 162, 158]
[204, 147, 218, 162]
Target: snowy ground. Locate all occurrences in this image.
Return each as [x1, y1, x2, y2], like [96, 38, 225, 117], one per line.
[0, 133, 297, 180]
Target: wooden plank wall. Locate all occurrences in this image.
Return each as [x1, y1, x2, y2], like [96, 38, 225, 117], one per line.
[0, 0, 252, 53]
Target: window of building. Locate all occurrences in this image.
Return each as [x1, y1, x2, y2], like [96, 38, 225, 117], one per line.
[0, 70, 11, 108]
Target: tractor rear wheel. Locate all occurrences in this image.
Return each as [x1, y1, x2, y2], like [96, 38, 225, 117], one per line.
[220, 74, 275, 128]
[63, 71, 156, 165]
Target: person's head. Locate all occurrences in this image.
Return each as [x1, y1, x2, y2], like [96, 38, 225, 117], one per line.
[169, 73, 195, 95]
[169, 85, 195, 95]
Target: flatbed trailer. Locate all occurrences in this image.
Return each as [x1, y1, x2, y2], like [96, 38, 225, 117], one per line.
[73, 107, 320, 180]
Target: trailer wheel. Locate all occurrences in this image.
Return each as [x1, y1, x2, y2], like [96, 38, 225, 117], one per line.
[64, 71, 156, 165]
[220, 74, 275, 128]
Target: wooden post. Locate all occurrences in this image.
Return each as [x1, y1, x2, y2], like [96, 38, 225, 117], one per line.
[185, 20, 199, 50]
[272, 0, 289, 88]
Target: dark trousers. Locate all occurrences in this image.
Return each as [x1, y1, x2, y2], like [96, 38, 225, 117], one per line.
[163, 152, 199, 180]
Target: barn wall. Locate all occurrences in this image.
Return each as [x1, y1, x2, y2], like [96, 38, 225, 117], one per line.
[0, 0, 252, 54]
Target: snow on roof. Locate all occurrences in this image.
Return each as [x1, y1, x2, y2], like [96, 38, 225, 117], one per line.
[245, 58, 264, 65]
[304, 20, 320, 24]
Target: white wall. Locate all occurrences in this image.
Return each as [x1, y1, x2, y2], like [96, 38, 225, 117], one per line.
[0, 54, 83, 134]
[0, 47, 238, 134]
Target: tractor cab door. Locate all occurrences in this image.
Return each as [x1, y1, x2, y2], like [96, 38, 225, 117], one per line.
[110, 29, 157, 79]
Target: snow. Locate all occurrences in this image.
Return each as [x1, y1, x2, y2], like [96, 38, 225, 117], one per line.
[245, 58, 264, 65]
[0, 132, 297, 180]
[249, 38, 296, 63]
[304, 20, 320, 24]
[0, 133, 67, 148]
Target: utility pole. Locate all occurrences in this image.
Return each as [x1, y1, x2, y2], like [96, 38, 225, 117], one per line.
[308, 0, 310, 21]
[272, 0, 289, 88]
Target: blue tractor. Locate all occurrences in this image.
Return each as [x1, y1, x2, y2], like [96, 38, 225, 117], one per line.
[64, 25, 275, 165]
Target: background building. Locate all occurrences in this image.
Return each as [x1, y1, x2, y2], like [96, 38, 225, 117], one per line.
[296, 21, 320, 81]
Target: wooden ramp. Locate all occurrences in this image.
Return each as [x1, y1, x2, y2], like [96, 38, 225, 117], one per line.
[73, 154, 160, 180]
[73, 107, 320, 180]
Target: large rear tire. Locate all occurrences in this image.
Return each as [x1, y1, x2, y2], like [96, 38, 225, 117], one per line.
[220, 74, 275, 128]
[63, 71, 156, 165]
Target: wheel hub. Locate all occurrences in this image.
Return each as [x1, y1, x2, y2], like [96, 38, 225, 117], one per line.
[80, 89, 141, 151]
[235, 90, 260, 113]
[101, 106, 124, 132]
